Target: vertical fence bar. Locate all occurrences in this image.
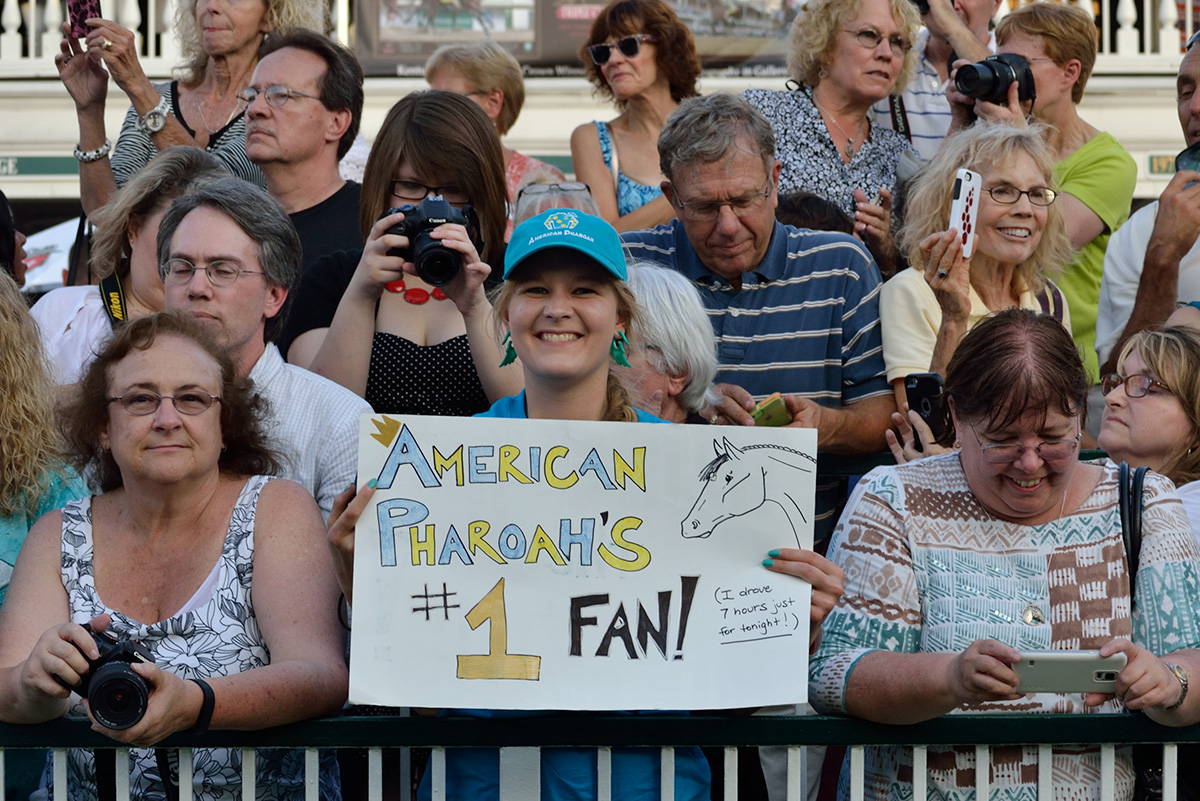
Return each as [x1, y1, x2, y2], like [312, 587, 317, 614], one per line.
[53, 748, 67, 801]
[42, 0, 62, 60]
[430, 747, 446, 801]
[912, 746, 927, 801]
[1100, 744, 1115, 801]
[115, 749, 130, 801]
[367, 747, 382, 801]
[241, 748, 255, 801]
[849, 745, 865, 801]
[179, 748, 193, 801]
[975, 745, 989, 801]
[787, 746, 805, 801]
[1165, 744, 1178, 801]
[304, 748, 319, 801]
[659, 747, 675, 801]
[0, 0, 21, 61]
[724, 747, 738, 801]
[598, 746, 612, 801]
[1038, 744, 1052, 801]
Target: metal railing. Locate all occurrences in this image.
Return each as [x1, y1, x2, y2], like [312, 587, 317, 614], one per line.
[0, 0, 1192, 78]
[2, 713, 1198, 801]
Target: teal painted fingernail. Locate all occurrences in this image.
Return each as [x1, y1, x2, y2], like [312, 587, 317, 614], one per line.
[367, 478, 377, 489]
[343, 483, 354, 493]
[768, 549, 781, 558]
[762, 558, 774, 567]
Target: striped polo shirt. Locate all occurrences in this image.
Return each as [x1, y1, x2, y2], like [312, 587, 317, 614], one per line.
[622, 220, 890, 407]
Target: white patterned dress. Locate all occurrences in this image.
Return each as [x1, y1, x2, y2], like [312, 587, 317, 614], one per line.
[41, 476, 340, 801]
[810, 455, 1200, 801]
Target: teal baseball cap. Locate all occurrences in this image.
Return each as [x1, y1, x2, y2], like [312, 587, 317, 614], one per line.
[503, 208, 628, 281]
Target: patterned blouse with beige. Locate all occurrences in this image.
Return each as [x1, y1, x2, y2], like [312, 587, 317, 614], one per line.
[810, 454, 1200, 801]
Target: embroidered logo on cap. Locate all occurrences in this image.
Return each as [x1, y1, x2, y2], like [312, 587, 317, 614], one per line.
[544, 211, 580, 230]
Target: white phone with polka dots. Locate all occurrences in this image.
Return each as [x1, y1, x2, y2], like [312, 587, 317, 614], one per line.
[948, 168, 982, 259]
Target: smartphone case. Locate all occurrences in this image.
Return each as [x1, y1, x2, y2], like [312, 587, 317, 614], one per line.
[68, 0, 101, 38]
[1013, 650, 1127, 694]
[948, 168, 982, 259]
[751, 393, 790, 427]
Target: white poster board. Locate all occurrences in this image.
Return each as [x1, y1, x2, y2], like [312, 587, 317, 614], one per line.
[349, 414, 816, 710]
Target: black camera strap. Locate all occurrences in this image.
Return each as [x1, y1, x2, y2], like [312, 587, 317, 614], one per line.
[155, 748, 181, 801]
[888, 94, 911, 143]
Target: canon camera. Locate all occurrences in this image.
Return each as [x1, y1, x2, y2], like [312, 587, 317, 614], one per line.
[954, 53, 1036, 105]
[382, 196, 482, 287]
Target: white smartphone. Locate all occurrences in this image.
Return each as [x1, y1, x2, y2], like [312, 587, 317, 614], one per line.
[947, 168, 982, 259]
[1013, 650, 1127, 694]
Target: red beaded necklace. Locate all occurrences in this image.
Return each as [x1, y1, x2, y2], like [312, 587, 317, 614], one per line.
[384, 279, 448, 305]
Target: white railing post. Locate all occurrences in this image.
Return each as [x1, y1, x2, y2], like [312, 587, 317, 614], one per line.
[333, 0, 350, 45]
[159, 0, 179, 64]
[1116, 0, 1141, 54]
[115, 0, 141, 56]
[1, 0, 22, 62]
[43, 0, 63, 60]
[1158, 0, 1179, 53]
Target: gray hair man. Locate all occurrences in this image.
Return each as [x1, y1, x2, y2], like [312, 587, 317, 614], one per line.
[623, 93, 895, 459]
[159, 177, 371, 519]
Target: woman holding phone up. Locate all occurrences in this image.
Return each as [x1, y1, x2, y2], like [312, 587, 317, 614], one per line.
[881, 124, 1073, 454]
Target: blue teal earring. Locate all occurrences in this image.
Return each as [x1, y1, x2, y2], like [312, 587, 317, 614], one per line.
[499, 330, 518, 367]
[610, 331, 632, 368]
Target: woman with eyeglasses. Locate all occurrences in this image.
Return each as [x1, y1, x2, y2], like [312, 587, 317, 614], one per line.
[743, 0, 920, 276]
[883, 124, 1075, 460]
[0, 310, 347, 800]
[281, 90, 520, 417]
[54, 0, 321, 215]
[948, 3, 1135, 399]
[513, 181, 600, 224]
[424, 40, 566, 239]
[1098, 326, 1200, 540]
[30, 147, 227, 387]
[812, 308, 1200, 801]
[569, 0, 700, 232]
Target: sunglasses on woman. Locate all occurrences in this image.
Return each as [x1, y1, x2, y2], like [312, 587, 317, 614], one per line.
[587, 34, 655, 66]
[516, 182, 591, 202]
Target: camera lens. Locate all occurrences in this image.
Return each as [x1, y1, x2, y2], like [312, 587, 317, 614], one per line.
[88, 662, 150, 730]
[954, 62, 1002, 101]
[413, 232, 461, 287]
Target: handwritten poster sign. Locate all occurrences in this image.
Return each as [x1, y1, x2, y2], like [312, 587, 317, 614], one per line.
[349, 414, 816, 710]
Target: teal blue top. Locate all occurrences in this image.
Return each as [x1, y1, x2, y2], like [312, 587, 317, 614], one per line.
[0, 468, 89, 609]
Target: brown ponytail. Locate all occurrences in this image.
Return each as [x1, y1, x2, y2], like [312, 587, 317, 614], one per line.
[603, 371, 640, 422]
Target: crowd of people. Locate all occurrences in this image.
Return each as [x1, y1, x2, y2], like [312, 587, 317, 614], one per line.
[2, 0, 1200, 798]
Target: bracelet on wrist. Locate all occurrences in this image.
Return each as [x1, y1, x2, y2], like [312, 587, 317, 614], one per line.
[73, 139, 112, 163]
[1164, 661, 1189, 711]
[185, 678, 215, 734]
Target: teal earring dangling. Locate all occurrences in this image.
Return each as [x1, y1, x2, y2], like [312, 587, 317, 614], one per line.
[498, 330, 518, 367]
[610, 331, 632, 368]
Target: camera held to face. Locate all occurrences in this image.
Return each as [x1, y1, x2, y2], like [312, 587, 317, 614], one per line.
[381, 196, 483, 287]
[55, 624, 155, 730]
[954, 53, 1036, 105]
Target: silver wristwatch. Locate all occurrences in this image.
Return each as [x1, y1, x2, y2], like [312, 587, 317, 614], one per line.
[137, 96, 170, 135]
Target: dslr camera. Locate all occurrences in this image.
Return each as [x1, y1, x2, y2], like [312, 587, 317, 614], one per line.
[58, 624, 155, 730]
[381, 196, 482, 287]
[954, 53, 1036, 105]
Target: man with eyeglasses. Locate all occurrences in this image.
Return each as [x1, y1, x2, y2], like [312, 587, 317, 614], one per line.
[1096, 33, 1200, 374]
[158, 177, 371, 521]
[623, 94, 894, 535]
[243, 29, 365, 273]
[869, 0, 1001, 161]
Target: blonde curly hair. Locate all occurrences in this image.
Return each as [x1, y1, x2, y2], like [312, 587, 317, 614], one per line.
[787, 0, 920, 92]
[897, 123, 1074, 296]
[0, 273, 66, 517]
[173, 0, 324, 88]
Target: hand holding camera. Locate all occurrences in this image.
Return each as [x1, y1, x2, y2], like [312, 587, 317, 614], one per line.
[948, 55, 1035, 128]
[380, 196, 483, 287]
[52, 621, 154, 730]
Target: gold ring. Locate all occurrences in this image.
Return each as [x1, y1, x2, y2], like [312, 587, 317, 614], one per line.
[101, 39, 113, 50]
[709, 414, 720, 425]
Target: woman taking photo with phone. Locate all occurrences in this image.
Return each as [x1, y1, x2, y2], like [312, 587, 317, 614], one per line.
[281, 90, 518, 416]
[569, 0, 700, 232]
[883, 124, 1074, 419]
[812, 309, 1200, 801]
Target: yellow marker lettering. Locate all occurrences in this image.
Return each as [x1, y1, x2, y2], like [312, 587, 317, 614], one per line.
[468, 521, 506, 565]
[612, 447, 646, 491]
[433, 446, 465, 486]
[545, 446, 578, 489]
[525, 525, 567, 565]
[599, 517, 651, 572]
[410, 524, 437, 566]
[498, 445, 533, 484]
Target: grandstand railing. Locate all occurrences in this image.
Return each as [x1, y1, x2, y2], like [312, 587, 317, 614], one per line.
[2, 713, 1198, 801]
[0, 0, 1192, 77]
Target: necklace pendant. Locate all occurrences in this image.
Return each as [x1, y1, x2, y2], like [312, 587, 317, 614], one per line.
[1021, 602, 1046, 626]
[844, 143, 855, 158]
